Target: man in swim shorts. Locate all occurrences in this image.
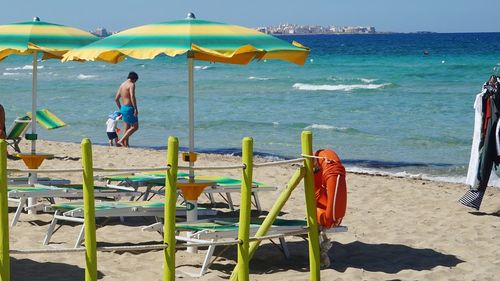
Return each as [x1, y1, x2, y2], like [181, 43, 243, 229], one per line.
[115, 72, 139, 147]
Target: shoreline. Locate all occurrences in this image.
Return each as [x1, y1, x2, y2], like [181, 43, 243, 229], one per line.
[41, 139, 489, 188]
[21, 138, 493, 187]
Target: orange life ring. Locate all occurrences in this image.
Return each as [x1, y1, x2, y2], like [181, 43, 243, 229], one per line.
[313, 149, 347, 228]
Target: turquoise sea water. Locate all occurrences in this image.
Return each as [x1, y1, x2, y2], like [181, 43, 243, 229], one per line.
[2, 33, 500, 184]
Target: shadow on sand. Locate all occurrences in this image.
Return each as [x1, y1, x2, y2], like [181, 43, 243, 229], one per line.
[11, 257, 104, 281]
[190, 240, 463, 276]
[330, 241, 463, 273]
[469, 210, 500, 217]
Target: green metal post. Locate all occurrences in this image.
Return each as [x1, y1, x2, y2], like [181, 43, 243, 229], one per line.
[0, 141, 10, 281]
[302, 131, 320, 281]
[81, 139, 97, 281]
[230, 167, 305, 281]
[163, 136, 178, 281]
[235, 137, 253, 281]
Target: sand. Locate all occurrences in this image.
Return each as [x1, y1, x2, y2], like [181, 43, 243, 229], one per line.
[4, 140, 500, 281]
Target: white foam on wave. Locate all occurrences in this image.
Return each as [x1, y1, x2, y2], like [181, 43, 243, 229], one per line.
[327, 77, 377, 83]
[293, 83, 389, 91]
[77, 74, 98, 80]
[2, 72, 24, 76]
[194, 65, 214, 70]
[272, 121, 279, 126]
[23, 65, 43, 70]
[347, 166, 465, 183]
[6, 65, 44, 71]
[258, 155, 285, 162]
[248, 76, 271, 81]
[304, 124, 348, 131]
[347, 166, 500, 188]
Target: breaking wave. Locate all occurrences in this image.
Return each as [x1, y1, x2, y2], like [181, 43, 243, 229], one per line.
[293, 83, 390, 91]
[2, 72, 23, 76]
[5, 65, 44, 71]
[327, 77, 378, 83]
[194, 65, 215, 70]
[304, 124, 350, 131]
[248, 76, 272, 81]
[77, 74, 98, 80]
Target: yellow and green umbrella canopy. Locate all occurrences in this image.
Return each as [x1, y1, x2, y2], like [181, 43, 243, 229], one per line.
[0, 18, 98, 61]
[63, 13, 310, 180]
[63, 15, 309, 65]
[0, 17, 98, 167]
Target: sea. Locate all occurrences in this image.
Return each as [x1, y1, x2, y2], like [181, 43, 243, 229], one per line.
[2, 32, 500, 186]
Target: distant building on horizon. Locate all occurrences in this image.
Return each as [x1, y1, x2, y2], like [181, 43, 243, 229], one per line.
[90, 27, 111, 37]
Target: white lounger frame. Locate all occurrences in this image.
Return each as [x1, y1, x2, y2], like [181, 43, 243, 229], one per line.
[106, 181, 277, 212]
[43, 204, 217, 248]
[8, 177, 71, 186]
[143, 220, 348, 277]
[8, 185, 141, 227]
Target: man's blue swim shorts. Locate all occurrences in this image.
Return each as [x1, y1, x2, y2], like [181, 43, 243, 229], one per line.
[120, 105, 138, 125]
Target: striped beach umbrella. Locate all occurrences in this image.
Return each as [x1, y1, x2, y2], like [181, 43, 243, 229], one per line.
[63, 13, 310, 178]
[0, 17, 98, 160]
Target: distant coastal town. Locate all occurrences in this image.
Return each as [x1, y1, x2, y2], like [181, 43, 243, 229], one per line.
[89, 24, 377, 37]
[256, 24, 376, 35]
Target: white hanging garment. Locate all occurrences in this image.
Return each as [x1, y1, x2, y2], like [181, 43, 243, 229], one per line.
[466, 89, 486, 186]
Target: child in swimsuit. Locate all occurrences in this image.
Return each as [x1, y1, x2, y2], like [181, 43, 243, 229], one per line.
[106, 111, 122, 146]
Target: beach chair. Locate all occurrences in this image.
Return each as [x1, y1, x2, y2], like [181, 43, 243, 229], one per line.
[43, 201, 218, 248]
[102, 173, 277, 211]
[7, 184, 141, 227]
[5, 109, 65, 152]
[181, 175, 277, 212]
[5, 116, 31, 152]
[99, 173, 174, 201]
[8, 176, 70, 186]
[27, 108, 66, 130]
[143, 218, 348, 277]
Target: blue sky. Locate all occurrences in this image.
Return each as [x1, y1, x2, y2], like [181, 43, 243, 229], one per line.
[1, 0, 499, 33]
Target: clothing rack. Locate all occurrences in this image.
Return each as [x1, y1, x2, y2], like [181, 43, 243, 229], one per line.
[461, 75, 500, 210]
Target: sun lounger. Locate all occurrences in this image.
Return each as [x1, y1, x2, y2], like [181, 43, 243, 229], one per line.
[182, 175, 277, 212]
[5, 116, 31, 152]
[99, 171, 190, 196]
[99, 173, 171, 201]
[8, 176, 70, 186]
[102, 173, 277, 211]
[43, 201, 218, 248]
[5, 109, 65, 152]
[143, 218, 348, 277]
[8, 184, 141, 227]
[27, 108, 66, 130]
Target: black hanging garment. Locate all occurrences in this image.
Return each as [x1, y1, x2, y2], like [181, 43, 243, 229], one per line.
[460, 83, 500, 210]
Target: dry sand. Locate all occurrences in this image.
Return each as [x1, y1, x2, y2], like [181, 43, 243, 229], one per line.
[4, 140, 500, 281]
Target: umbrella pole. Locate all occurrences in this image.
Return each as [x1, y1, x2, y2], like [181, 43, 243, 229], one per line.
[31, 51, 37, 156]
[188, 55, 195, 181]
[186, 54, 199, 254]
[28, 51, 38, 214]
